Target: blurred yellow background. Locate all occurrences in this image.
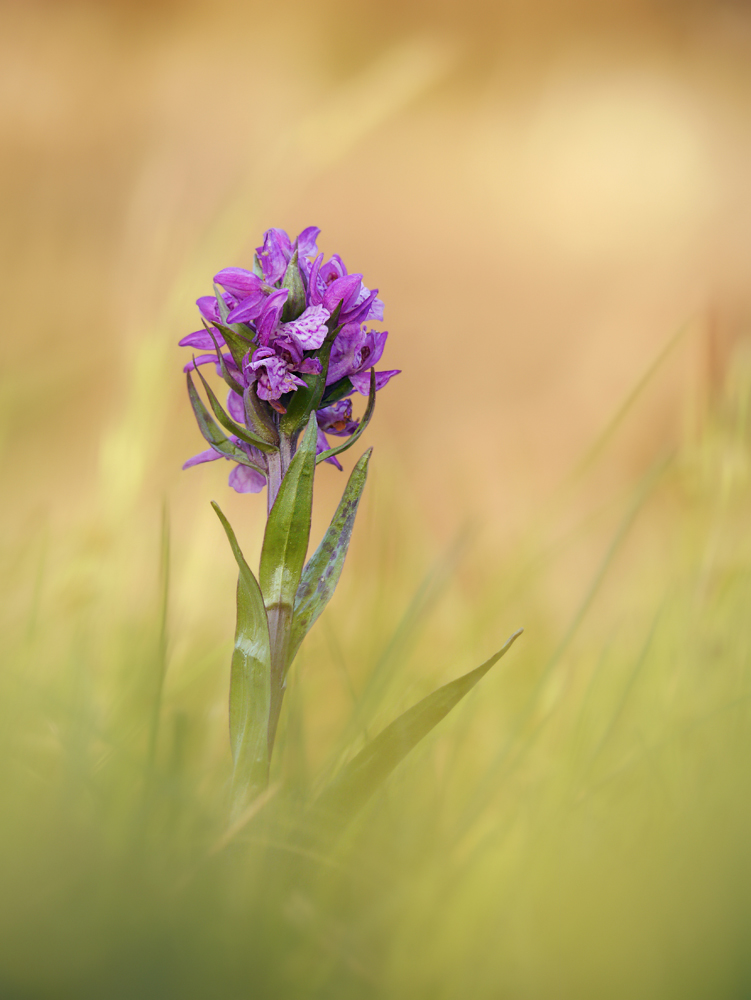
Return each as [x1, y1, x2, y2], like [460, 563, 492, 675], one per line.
[4, 0, 751, 538]
[5, 0, 751, 738]
[3, 5, 751, 997]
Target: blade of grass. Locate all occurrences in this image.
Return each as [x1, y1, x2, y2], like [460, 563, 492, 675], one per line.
[315, 629, 523, 824]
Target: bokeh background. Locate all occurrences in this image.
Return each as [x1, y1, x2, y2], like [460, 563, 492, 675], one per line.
[5, 0, 751, 538]
[3, 1, 751, 997]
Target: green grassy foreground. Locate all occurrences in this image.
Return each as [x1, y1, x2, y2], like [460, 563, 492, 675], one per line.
[2, 357, 751, 1000]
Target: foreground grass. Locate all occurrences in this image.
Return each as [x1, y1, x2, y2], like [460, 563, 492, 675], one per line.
[2, 360, 751, 1000]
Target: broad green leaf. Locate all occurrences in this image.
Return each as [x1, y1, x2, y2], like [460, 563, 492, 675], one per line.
[260, 414, 319, 755]
[316, 629, 524, 822]
[289, 448, 372, 668]
[316, 370, 376, 465]
[259, 413, 318, 616]
[186, 373, 265, 472]
[212, 502, 272, 810]
[194, 362, 277, 453]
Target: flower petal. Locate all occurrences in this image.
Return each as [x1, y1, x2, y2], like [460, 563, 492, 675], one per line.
[317, 399, 358, 436]
[346, 287, 379, 325]
[197, 295, 221, 322]
[227, 390, 244, 423]
[214, 267, 263, 298]
[295, 226, 321, 258]
[183, 353, 221, 373]
[365, 296, 384, 322]
[349, 369, 400, 394]
[226, 288, 267, 324]
[319, 255, 347, 284]
[324, 274, 362, 315]
[183, 447, 224, 469]
[228, 463, 267, 493]
[256, 289, 288, 343]
[307, 253, 324, 305]
[316, 427, 343, 470]
[282, 304, 331, 350]
[256, 228, 292, 284]
[297, 357, 323, 375]
[179, 329, 226, 349]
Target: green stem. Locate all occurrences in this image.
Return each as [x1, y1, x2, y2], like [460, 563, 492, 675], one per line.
[267, 451, 282, 515]
[265, 429, 296, 759]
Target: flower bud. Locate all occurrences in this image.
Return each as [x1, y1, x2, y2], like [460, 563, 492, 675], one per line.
[281, 249, 306, 322]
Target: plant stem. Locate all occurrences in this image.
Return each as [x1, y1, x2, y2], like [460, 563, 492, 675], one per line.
[267, 450, 282, 515]
[265, 428, 296, 758]
[266, 431, 294, 515]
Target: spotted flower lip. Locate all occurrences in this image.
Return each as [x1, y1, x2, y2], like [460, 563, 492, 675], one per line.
[281, 304, 330, 350]
[246, 347, 308, 401]
[181, 225, 399, 494]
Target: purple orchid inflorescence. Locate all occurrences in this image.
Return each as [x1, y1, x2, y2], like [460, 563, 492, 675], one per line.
[180, 226, 399, 494]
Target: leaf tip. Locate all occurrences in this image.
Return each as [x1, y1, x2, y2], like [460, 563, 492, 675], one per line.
[211, 500, 229, 530]
[505, 627, 524, 648]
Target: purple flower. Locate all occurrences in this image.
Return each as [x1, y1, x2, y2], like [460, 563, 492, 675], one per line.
[349, 368, 400, 394]
[317, 399, 359, 437]
[182, 352, 239, 377]
[316, 426, 343, 470]
[308, 253, 384, 327]
[228, 464, 267, 494]
[327, 323, 400, 393]
[257, 226, 321, 284]
[245, 347, 308, 403]
[315, 400, 360, 471]
[180, 225, 400, 493]
[281, 304, 330, 350]
[182, 438, 267, 495]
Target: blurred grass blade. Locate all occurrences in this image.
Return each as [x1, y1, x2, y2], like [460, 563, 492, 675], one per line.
[212, 502, 272, 813]
[146, 503, 170, 772]
[569, 322, 688, 484]
[186, 372, 266, 472]
[289, 448, 372, 668]
[194, 363, 276, 452]
[316, 370, 376, 465]
[316, 628, 524, 822]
